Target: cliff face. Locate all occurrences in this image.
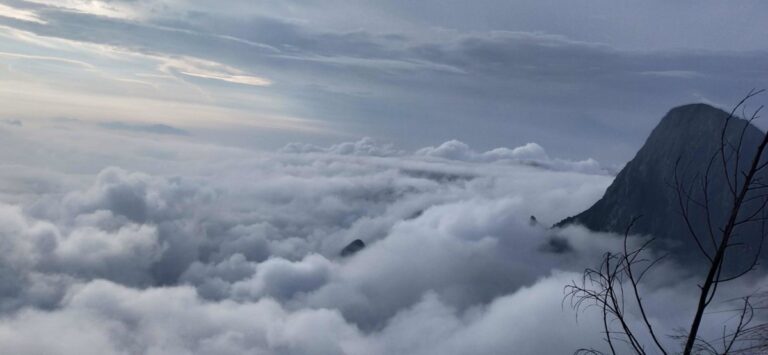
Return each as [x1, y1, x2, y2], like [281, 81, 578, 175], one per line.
[558, 103, 766, 264]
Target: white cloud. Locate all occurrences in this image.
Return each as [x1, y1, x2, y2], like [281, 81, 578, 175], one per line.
[160, 56, 272, 87]
[22, 0, 143, 20]
[0, 121, 762, 354]
[0, 4, 46, 23]
[415, 140, 610, 174]
[52, 224, 164, 285]
[281, 137, 402, 157]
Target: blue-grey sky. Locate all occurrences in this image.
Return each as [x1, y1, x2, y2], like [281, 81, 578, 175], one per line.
[1, 0, 767, 163]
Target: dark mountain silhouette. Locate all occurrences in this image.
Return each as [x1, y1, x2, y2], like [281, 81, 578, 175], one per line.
[557, 103, 767, 267]
[340, 239, 365, 257]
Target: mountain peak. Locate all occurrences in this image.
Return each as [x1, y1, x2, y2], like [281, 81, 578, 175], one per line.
[667, 102, 723, 115]
[557, 102, 766, 266]
[657, 103, 729, 131]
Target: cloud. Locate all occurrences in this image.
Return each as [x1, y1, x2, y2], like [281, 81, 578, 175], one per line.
[159, 56, 272, 87]
[281, 137, 610, 175]
[99, 122, 189, 136]
[0, 279, 366, 355]
[231, 254, 335, 302]
[1, 119, 22, 126]
[281, 137, 402, 157]
[0, 113, 764, 354]
[416, 140, 610, 174]
[0, 3, 45, 23]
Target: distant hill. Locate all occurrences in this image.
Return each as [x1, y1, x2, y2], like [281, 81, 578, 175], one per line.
[557, 103, 767, 268]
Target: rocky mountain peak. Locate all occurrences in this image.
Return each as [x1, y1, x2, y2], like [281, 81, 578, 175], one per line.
[557, 103, 766, 266]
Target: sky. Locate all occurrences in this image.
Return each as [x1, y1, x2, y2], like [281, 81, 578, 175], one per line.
[0, 0, 767, 163]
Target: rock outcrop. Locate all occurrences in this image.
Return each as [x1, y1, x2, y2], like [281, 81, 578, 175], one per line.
[340, 239, 366, 257]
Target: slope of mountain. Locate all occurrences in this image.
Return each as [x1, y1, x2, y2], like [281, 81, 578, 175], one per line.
[558, 103, 767, 266]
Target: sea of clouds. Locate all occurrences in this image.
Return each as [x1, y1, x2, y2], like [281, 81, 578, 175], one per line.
[0, 119, 764, 354]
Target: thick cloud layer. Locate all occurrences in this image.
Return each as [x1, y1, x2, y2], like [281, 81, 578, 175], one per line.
[0, 122, 764, 354]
